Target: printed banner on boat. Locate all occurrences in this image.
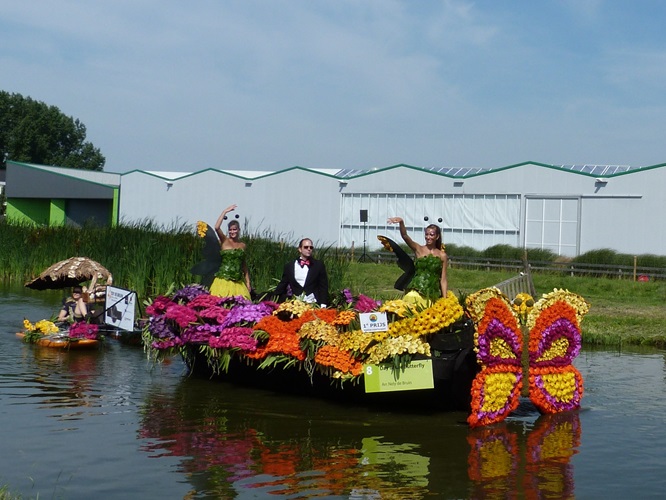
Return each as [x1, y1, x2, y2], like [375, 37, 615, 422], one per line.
[359, 312, 388, 333]
[104, 286, 136, 331]
[363, 360, 434, 393]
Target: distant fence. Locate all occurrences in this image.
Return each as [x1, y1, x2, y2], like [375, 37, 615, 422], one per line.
[354, 250, 666, 281]
[449, 256, 666, 281]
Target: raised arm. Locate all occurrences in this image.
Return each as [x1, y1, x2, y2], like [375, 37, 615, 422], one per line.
[214, 205, 237, 244]
[387, 217, 419, 252]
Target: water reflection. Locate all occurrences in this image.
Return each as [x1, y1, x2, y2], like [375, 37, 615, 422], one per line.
[25, 347, 103, 410]
[5, 283, 666, 498]
[468, 409, 580, 499]
[138, 379, 582, 498]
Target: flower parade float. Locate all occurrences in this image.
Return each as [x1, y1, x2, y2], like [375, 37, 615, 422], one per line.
[142, 284, 480, 410]
[142, 226, 590, 424]
[17, 319, 103, 350]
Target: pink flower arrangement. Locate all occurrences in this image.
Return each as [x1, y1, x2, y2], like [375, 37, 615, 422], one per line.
[165, 304, 199, 327]
[354, 294, 381, 313]
[69, 322, 99, 340]
[146, 295, 175, 315]
[209, 326, 258, 351]
[145, 286, 277, 351]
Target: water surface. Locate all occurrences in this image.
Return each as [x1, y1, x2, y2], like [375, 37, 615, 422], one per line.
[1, 284, 665, 498]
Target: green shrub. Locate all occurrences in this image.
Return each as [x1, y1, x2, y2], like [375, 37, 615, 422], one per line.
[636, 254, 666, 269]
[481, 244, 524, 260]
[525, 248, 558, 262]
[572, 248, 619, 265]
[446, 244, 482, 258]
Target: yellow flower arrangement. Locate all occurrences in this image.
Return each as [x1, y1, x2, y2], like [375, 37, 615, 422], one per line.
[527, 289, 590, 331]
[534, 368, 579, 403]
[479, 371, 521, 412]
[512, 292, 535, 325]
[364, 335, 431, 365]
[298, 319, 339, 344]
[274, 299, 313, 318]
[465, 287, 506, 324]
[378, 299, 414, 318]
[196, 220, 208, 238]
[489, 338, 517, 359]
[336, 329, 374, 352]
[24, 319, 59, 334]
[385, 292, 464, 339]
[536, 337, 569, 363]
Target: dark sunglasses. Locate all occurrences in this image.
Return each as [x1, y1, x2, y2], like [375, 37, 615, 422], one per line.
[302, 245, 314, 249]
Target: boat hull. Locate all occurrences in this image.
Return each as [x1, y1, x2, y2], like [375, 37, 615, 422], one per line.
[183, 318, 479, 411]
[16, 332, 101, 350]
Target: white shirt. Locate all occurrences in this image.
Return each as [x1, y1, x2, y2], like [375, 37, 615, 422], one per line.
[294, 260, 309, 287]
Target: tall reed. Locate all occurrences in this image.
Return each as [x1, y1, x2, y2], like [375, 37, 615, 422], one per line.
[0, 220, 350, 300]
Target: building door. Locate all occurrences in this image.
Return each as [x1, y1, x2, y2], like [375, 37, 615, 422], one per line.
[524, 197, 580, 256]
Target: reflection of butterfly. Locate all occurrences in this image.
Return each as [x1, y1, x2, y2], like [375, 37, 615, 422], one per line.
[467, 410, 581, 496]
[190, 223, 221, 289]
[466, 288, 589, 427]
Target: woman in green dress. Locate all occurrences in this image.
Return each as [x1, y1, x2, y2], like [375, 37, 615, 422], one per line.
[386, 217, 448, 306]
[209, 204, 252, 299]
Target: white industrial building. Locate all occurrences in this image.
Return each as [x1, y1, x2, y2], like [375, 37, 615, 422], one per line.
[6, 160, 665, 257]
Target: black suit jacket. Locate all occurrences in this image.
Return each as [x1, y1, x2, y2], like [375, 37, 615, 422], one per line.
[273, 258, 329, 305]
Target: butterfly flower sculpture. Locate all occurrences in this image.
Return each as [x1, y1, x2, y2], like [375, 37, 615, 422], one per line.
[465, 288, 590, 427]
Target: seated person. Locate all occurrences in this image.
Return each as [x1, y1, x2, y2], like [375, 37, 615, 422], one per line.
[273, 238, 329, 306]
[57, 286, 88, 322]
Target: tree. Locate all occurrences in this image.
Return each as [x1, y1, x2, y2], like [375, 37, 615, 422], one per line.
[0, 91, 105, 171]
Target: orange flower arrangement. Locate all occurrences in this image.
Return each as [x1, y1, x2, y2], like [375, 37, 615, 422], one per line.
[333, 310, 357, 326]
[314, 345, 363, 376]
[248, 315, 307, 361]
[298, 319, 339, 344]
[302, 308, 339, 324]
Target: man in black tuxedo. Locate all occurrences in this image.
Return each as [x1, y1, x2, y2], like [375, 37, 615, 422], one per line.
[273, 238, 329, 306]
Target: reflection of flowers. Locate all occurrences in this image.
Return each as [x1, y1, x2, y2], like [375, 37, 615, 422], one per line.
[468, 411, 579, 498]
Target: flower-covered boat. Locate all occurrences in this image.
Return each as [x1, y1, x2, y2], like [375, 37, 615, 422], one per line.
[142, 282, 590, 425]
[143, 285, 480, 410]
[17, 319, 103, 350]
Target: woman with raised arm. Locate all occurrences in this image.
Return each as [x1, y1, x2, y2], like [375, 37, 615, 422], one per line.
[386, 217, 448, 304]
[208, 204, 252, 299]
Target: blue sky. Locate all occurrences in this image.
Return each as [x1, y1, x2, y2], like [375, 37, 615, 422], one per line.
[2, 0, 666, 173]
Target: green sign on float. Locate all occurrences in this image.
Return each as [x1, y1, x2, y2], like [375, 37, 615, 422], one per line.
[363, 360, 435, 393]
